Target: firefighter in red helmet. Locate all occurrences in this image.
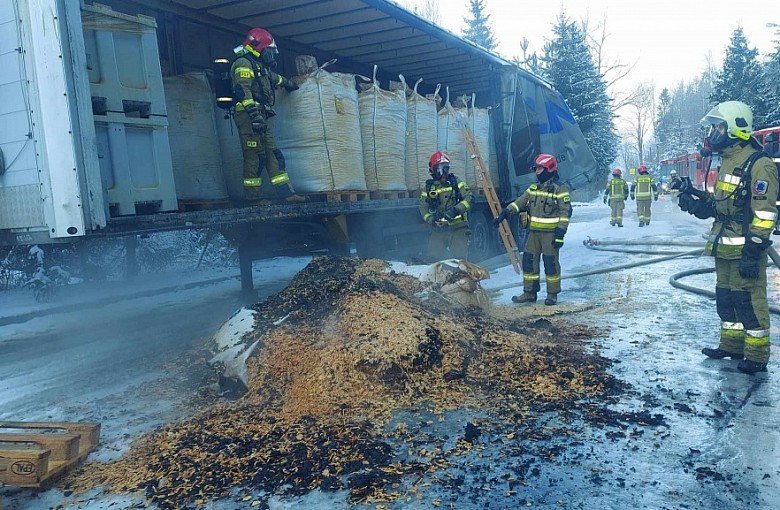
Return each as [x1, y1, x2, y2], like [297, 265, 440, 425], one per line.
[419, 151, 473, 261]
[629, 165, 659, 226]
[603, 168, 628, 227]
[493, 153, 572, 305]
[231, 28, 301, 202]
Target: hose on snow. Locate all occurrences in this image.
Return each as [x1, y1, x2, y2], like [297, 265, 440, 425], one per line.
[488, 243, 703, 293]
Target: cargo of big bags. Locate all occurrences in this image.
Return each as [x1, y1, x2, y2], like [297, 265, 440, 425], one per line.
[272, 64, 367, 192]
[163, 72, 228, 200]
[437, 90, 470, 187]
[405, 80, 440, 192]
[358, 67, 407, 191]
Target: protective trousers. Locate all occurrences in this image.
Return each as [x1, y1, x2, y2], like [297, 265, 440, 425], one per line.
[234, 110, 292, 198]
[522, 231, 560, 294]
[714, 257, 771, 363]
[609, 199, 624, 225]
[636, 199, 652, 224]
[428, 227, 470, 261]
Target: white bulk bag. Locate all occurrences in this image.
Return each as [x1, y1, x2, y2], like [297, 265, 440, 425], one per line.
[163, 72, 228, 200]
[466, 94, 497, 189]
[405, 80, 440, 191]
[358, 67, 407, 191]
[272, 63, 367, 192]
[437, 89, 470, 187]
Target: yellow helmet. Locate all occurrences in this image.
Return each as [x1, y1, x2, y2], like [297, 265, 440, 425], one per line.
[700, 101, 752, 150]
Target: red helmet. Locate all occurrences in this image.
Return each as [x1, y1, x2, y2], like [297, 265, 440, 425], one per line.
[244, 28, 277, 58]
[612, 168, 622, 176]
[534, 153, 558, 174]
[637, 165, 648, 174]
[429, 151, 450, 178]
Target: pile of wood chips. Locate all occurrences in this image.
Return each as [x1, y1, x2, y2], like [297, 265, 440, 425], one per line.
[69, 257, 621, 509]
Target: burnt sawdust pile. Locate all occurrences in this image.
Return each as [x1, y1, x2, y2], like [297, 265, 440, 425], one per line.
[70, 257, 631, 509]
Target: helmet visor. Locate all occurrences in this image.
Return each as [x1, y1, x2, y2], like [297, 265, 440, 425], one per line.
[432, 163, 449, 174]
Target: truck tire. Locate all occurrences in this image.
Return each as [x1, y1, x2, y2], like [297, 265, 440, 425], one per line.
[468, 210, 496, 261]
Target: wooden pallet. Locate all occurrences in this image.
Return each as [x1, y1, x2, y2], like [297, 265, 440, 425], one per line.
[305, 191, 370, 203]
[0, 421, 100, 488]
[369, 190, 412, 200]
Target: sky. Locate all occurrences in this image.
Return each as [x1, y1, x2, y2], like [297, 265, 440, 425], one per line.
[405, 0, 779, 95]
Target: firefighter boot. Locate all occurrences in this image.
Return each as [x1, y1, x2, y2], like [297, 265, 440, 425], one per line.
[617, 223, 624, 227]
[701, 347, 743, 360]
[512, 292, 537, 304]
[544, 293, 558, 306]
[737, 359, 768, 374]
[610, 221, 615, 226]
[639, 221, 645, 227]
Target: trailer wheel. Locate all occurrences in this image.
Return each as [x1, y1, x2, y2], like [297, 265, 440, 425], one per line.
[469, 210, 495, 261]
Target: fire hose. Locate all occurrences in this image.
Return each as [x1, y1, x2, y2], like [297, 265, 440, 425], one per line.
[488, 238, 704, 293]
[488, 236, 780, 316]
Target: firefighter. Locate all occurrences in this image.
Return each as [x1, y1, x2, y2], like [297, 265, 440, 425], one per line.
[629, 165, 659, 226]
[678, 101, 777, 374]
[493, 154, 571, 306]
[603, 168, 628, 227]
[668, 169, 680, 206]
[231, 28, 301, 202]
[420, 151, 473, 261]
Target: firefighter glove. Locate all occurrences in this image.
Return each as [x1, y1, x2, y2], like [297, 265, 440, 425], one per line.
[552, 228, 566, 249]
[629, 193, 635, 201]
[245, 103, 266, 134]
[443, 207, 458, 221]
[603, 195, 608, 204]
[654, 194, 659, 201]
[679, 194, 714, 219]
[739, 237, 770, 279]
[284, 79, 300, 92]
[493, 207, 510, 227]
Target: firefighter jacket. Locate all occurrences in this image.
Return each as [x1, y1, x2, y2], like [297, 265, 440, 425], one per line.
[630, 175, 658, 200]
[420, 174, 473, 230]
[507, 178, 572, 234]
[231, 52, 288, 118]
[705, 142, 779, 260]
[605, 177, 628, 201]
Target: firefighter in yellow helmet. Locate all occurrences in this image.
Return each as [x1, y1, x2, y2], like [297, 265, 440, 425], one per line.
[494, 154, 572, 306]
[419, 151, 473, 261]
[603, 168, 628, 227]
[231, 28, 301, 202]
[629, 165, 659, 226]
[678, 101, 777, 374]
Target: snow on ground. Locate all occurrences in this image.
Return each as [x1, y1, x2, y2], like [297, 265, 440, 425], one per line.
[1, 197, 779, 509]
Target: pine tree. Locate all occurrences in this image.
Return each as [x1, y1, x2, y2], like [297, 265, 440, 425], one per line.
[710, 27, 769, 128]
[540, 12, 618, 182]
[462, 0, 496, 51]
[654, 87, 691, 159]
[764, 32, 780, 127]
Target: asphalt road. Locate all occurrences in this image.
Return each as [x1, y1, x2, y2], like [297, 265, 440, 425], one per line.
[0, 202, 778, 509]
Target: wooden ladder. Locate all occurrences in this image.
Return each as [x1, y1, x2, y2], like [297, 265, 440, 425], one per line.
[462, 127, 521, 274]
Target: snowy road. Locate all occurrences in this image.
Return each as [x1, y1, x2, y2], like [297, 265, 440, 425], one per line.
[1, 198, 778, 509]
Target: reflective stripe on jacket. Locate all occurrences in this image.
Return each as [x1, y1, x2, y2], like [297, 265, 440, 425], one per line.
[231, 55, 286, 115]
[705, 142, 779, 259]
[605, 178, 628, 200]
[508, 180, 572, 232]
[630, 176, 658, 199]
[419, 175, 473, 228]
